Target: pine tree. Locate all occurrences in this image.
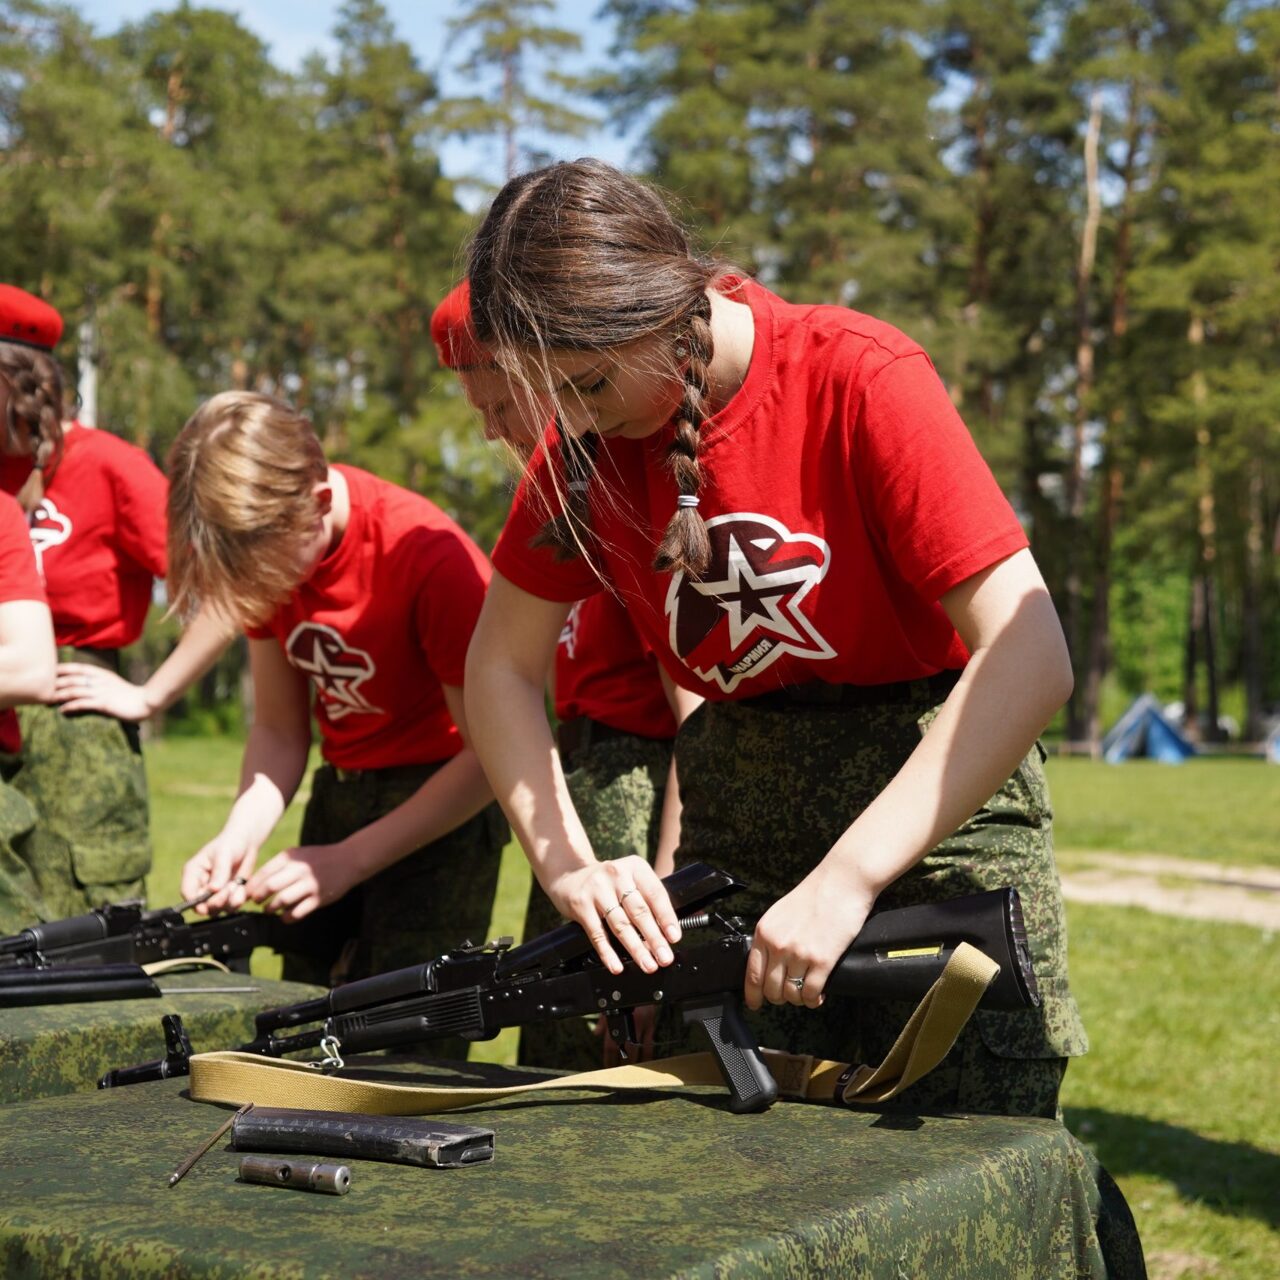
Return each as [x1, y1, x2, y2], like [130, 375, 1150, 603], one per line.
[440, 0, 595, 183]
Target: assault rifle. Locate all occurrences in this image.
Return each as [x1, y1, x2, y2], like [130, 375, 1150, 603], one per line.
[0, 898, 291, 1007]
[101, 864, 1039, 1111]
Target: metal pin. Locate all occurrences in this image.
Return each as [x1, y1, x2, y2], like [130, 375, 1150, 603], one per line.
[175, 877, 248, 914]
[238, 1156, 351, 1196]
[168, 1103, 253, 1188]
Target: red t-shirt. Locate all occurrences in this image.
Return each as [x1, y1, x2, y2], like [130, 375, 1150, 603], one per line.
[0, 492, 48, 753]
[246, 465, 491, 770]
[0, 422, 168, 649]
[493, 280, 1028, 700]
[555, 592, 677, 740]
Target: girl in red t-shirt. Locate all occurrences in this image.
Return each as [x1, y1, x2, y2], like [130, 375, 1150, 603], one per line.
[170, 392, 507, 1031]
[0, 285, 181, 917]
[461, 159, 1087, 1117]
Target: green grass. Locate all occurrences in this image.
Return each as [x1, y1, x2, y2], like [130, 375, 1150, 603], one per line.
[144, 735, 1279, 1277]
[1045, 756, 1279, 866]
[1061, 904, 1279, 1279]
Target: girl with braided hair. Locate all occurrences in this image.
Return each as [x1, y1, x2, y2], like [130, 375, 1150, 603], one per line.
[463, 158, 1088, 1118]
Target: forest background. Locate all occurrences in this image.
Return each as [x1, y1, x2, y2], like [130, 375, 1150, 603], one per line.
[1, 0, 1276, 751]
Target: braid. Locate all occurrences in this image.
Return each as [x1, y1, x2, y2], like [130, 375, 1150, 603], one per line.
[653, 294, 713, 577]
[530, 424, 598, 561]
[0, 344, 64, 514]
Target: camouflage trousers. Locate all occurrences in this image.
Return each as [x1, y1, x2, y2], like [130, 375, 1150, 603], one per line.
[0, 774, 47, 932]
[279, 761, 509, 1060]
[518, 731, 673, 1071]
[6, 695, 151, 920]
[669, 681, 1090, 1120]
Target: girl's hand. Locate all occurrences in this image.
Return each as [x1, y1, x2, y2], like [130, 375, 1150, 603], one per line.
[245, 843, 363, 923]
[181, 833, 259, 914]
[546, 854, 682, 976]
[54, 663, 153, 721]
[745, 865, 879, 1011]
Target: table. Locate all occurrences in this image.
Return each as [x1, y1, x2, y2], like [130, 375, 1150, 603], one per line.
[0, 969, 322, 1104]
[0, 1057, 1143, 1278]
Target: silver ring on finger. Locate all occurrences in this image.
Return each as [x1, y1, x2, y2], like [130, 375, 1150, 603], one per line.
[618, 888, 637, 903]
[603, 902, 625, 919]
[788, 974, 806, 991]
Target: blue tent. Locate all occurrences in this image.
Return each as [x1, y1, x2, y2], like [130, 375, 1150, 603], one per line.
[1102, 694, 1198, 764]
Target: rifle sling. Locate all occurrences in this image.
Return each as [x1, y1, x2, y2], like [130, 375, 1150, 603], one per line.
[188, 941, 998, 1114]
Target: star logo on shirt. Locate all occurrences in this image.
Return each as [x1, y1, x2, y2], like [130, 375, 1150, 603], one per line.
[285, 622, 385, 720]
[664, 513, 835, 694]
[28, 497, 72, 575]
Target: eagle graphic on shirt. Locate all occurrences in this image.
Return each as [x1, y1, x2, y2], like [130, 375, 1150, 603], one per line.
[664, 513, 835, 694]
[28, 497, 72, 575]
[285, 622, 385, 720]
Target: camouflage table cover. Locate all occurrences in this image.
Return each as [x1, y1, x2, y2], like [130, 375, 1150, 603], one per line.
[0, 1057, 1129, 1279]
[0, 970, 322, 1104]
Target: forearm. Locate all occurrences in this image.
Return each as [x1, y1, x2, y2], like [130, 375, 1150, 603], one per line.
[822, 621, 1068, 897]
[652, 752, 682, 878]
[653, 674, 700, 877]
[339, 748, 495, 880]
[221, 724, 309, 849]
[0, 602, 56, 706]
[0, 652, 55, 706]
[468, 661, 596, 889]
[140, 608, 236, 715]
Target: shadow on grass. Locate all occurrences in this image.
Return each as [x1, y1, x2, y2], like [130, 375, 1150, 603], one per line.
[1066, 1106, 1280, 1229]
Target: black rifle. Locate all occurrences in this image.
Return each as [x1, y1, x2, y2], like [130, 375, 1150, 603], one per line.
[101, 864, 1038, 1111]
[0, 900, 291, 1006]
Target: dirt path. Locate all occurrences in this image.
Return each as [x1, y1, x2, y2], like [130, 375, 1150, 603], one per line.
[1058, 850, 1280, 929]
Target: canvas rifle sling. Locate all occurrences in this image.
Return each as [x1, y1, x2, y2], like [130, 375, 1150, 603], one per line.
[188, 941, 998, 1113]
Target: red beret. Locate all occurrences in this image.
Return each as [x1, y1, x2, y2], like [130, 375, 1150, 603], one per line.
[0, 285, 63, 352]
[430, 281, 491, 370]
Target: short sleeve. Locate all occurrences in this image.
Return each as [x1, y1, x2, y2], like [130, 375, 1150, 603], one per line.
[111, 445, 170, 579]
[853, 353, 1028, 600]
[0, 495, 45, 605]
[491, 436, 605, 603]
[413, 530, 493, 687]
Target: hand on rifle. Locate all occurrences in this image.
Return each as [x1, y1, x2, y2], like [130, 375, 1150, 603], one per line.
[546, 854, 682, 977]
[746, 864, 878, 1011]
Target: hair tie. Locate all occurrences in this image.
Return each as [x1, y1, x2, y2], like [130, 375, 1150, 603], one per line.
[676, 494, 700, 510]
[568, 480, 591, 494]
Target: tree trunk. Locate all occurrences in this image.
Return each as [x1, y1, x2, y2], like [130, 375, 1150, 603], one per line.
[1241, 457, 1266, 741]
[1080, 76, 1143, 750]
[1184, 311, 1220, 741]
[1064, 91, 1103, 743]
